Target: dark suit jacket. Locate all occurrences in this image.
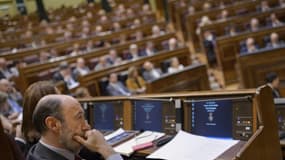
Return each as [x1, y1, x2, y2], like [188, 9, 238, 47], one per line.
[27, 142, 69, 160]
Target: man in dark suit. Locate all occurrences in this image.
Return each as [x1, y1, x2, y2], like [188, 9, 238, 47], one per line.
[265, 72, 282, 98]
[106, 73, 131, 96]
[266, 32, 285, 48]
[27, 94, 122, 160]
[53, 62, 79, 90]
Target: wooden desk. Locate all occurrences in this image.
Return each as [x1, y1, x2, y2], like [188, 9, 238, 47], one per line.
[216, 24, 285, 85]
[146, 64, 210, 93]
[238, 46, 285, 95]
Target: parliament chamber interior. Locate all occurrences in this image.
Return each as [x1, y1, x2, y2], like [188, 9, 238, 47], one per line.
[0, 0, 285, 159]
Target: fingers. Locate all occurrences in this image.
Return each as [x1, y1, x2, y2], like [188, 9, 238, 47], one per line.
[73, 135, 87, 145]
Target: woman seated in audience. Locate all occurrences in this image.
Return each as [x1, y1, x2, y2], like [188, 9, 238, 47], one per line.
[126, 66, 146, 94]
[168, 57, 184, 73]
[20, 81, 60, 155]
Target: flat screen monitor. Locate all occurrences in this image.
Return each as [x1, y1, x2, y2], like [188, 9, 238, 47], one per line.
[186, 96, 253, 140]
[274, 98, 285, 134]
[90, 101, 124, 131]
[191, 99, 233, 138]
[132, 100, 176, 134]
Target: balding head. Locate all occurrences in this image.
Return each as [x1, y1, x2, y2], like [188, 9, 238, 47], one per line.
[32, 94, 64, 134]
[33, 94, 90, 153]
[0, 79, 10, 93]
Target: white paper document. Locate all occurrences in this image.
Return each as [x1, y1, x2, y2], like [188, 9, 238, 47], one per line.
[104, 128, 125, 141]
[147, 130, 239, 160]
[114, 131, 165, 156]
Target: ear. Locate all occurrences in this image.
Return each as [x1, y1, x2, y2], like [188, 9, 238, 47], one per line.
[45, 116, 62, 133]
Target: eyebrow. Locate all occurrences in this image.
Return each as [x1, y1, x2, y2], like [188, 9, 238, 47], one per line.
[75, 110, 84, 118]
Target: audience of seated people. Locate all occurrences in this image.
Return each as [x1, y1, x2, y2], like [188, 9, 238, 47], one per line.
[168, 57, 184, 73]
[53, 62, 79, 89]
[126, 66, 146, 94]
[107, 73, 131, 96]
[142, 61, 162, 81]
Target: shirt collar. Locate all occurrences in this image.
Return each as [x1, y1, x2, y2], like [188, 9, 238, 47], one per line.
[39, 140, 74, 160]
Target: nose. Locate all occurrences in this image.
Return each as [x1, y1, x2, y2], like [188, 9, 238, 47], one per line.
[82, 120, 91, 131]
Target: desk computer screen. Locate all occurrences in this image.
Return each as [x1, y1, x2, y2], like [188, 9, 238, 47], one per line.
[191, 99, 233, 138]
[92, 101, 124, 131]
[188, 97, 253, 140]
[133, 100, 176, 134]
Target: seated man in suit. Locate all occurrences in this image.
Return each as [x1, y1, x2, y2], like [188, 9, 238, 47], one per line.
[250, 18, 260, 32]
[168, 57, 184, 73]
[167, 38, 179, 51]
[258, 0, 271, 12]
[107, 73, 132, 96]
[107, 49, 122, 65]
[53, 62, 79, 90]
[73, 58, 90, 79]
[267, 13, 283, 27]
[144, 41, 158, 56]
[152, 25, 165, 37]
[265, 72, 281, 98]
[0, 58, 14, 80]
[266, 32, 284, 48]
[142, 61, 162, 81]
[27, 94, 123, 160]
[0, 79, 22, 120]
[240, 37, 259, 54]
[125, 44, 144, 60]
[94, 56, 111, 71]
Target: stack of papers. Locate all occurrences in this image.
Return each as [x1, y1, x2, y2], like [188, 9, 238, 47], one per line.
[147, 130, 239, 160]
[114, 131, 165, 156]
